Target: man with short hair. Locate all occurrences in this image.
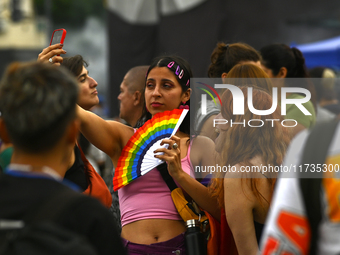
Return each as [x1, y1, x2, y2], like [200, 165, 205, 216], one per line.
[0, 62, 125, 255]
[118, 65, 149, 127]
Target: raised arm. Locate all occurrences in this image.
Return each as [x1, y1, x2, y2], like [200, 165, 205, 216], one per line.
[77, 106, 134, 166]
[37, 44, 66, 66]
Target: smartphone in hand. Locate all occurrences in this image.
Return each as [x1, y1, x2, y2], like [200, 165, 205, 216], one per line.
[49, 28, 67, 46]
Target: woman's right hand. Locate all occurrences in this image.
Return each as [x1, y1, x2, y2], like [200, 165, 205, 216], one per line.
[37, 44, 66, 66]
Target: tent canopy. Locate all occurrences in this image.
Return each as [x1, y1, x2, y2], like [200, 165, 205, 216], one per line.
[295, 36, 340, 70]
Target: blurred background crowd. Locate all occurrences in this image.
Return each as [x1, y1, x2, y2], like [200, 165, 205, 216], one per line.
[2, 1, 340, 253]
[1, 0, 340, 118]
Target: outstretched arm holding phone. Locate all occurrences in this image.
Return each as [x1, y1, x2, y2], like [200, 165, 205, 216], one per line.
[38, 28, 67, 65]
[37, 44, 66, 66]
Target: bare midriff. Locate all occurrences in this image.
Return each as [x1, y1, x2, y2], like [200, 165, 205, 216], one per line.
[121, 219, 186, 244]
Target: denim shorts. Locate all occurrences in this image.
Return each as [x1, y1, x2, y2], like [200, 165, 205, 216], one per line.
[121, 232, 186, 255]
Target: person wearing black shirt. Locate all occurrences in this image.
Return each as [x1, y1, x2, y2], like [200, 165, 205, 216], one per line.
[0, 62, 126, 255]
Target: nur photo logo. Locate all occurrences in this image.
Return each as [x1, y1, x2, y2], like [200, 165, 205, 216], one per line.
[191, 78, 313, 129]
[211, 84, 311, 128]
[213, 84, 312, 116]
[197, 82, 222, 115]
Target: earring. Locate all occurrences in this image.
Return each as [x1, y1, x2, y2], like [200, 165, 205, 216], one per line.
[179, 101, 189, 110]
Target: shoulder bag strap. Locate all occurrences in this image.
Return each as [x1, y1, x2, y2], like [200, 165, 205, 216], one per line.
[300, 119, 339, 255]
[156, 162, 178, 191]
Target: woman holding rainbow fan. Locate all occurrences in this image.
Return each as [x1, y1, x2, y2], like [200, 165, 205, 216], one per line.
[77, 55, 219, 254]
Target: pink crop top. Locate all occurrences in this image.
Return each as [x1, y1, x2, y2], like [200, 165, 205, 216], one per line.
[118, 142, 193, 227]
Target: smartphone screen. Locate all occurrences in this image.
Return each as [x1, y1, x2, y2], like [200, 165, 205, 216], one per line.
[49, 29, 67, 46]
[51, 30, 64, 45]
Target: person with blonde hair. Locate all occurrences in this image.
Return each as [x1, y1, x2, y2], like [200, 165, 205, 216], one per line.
[198, 43, 262, 141]
[222, 62, 273, 93]
[197, 60, 272, 141]
[210, 86, 290, 255]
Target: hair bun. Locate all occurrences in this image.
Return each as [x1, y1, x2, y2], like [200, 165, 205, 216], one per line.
[291, 47, 307, 77]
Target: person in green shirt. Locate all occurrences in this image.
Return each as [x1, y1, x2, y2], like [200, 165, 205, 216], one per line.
[260, 43, 317, 137]
[0, 141, 13, 171]
[286, 93, 316, 128]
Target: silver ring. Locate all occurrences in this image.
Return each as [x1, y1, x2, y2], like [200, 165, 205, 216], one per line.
[172, 143, 178, 150]
[49, 58, 53, 63]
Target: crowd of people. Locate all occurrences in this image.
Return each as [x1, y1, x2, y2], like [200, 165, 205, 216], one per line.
[0, 39, 339, 255]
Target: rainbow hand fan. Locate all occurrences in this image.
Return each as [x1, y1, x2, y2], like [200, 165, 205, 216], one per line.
[113, 109, 188, 191]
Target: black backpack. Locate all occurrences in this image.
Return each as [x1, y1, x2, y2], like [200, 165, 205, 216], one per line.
[0, 189, 98, 255]
[300, 119, 339, 255]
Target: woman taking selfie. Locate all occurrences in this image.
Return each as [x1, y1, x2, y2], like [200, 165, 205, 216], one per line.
[37, 44, 112, 208]
[77, 55, 219, 254]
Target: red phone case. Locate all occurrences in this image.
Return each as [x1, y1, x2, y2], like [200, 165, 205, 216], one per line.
[49, 28, 67, 46]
